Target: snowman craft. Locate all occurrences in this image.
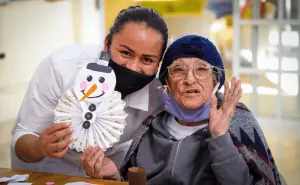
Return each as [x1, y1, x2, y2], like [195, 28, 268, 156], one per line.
[54, 52, 127, 152]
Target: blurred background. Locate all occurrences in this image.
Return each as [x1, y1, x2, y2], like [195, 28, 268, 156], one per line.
[0, 0, 299, 184]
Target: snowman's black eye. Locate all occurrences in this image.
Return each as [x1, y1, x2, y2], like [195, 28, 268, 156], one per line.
[86, 75, 93, 82]
[99, 77, 105, 83]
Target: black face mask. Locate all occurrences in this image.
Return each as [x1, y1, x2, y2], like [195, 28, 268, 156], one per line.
[108, 59, 156, 97]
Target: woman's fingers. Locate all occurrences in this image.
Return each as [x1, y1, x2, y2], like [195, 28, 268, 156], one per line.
[42, 122, 71, 136]
[80, 147, 92, 169]
[223, 80, 229, 103]
[47, 136, 73, 153]
[85, 147, 100, 162]
[234, 88, 243, 104]
[94, 149, 105, 176]
[51, 146, 69, 158]
[99, 157, 120, 180]
[230, 79, 242, 107]
[229, 77, 236, 97]
[80, 147, 102, 176]
[210, 95, 218, 112]
[86, 147, 101, 174]
[222, 77, 242, 115]
[227, 77, 240, 101]
[232, 80, 241, 96]
[80, 147, 92, 175]
[80, 147, 92, 161]
[48, 127, 73, 144]
[38, 122, 73, 158]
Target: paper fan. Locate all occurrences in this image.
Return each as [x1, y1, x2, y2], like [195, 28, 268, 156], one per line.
[53, 53, 127, 152]
[54, 89, 127, 152]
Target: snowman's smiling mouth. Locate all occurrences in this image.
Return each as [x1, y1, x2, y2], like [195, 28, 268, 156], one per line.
[81, 90, 105, 99]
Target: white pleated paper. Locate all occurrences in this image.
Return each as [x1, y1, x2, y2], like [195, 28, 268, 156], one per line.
[54, 88, 127, 152]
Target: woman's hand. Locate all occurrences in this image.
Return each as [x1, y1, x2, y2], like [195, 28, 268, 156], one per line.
[80, 147, 120, 181]
[38, 122, 73, 158]
[209, 77, 243, 137]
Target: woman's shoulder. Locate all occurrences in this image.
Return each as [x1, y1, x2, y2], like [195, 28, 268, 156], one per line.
[233, 102, 254, 122]
[148, 78, 164, 112]
[49, 44, 101, 62]
[230, 102, 269, 147]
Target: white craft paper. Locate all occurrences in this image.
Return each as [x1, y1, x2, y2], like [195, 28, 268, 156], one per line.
[0, 174, 29, 183]
[54, 60, 127, 152]
[64, 182, 95, 185]
[73, 61, 116, 103]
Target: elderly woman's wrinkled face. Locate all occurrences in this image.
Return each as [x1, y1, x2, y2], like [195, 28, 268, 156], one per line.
[167, 57, 215, 109]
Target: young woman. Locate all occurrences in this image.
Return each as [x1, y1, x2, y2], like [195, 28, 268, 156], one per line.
[11, 6, 168, 180]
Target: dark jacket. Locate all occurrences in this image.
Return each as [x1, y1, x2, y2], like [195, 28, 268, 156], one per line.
[120, 99, 282, 185]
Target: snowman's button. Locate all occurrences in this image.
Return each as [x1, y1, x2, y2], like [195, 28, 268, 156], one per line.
[89, 104, 96, 112]
[85, 112, 93, 120]
[82, 121, 90, 129]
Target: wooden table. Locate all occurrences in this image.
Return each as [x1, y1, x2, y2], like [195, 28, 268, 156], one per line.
[0, 168, 128, 185]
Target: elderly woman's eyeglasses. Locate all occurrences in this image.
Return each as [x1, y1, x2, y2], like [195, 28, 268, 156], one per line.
[167, 62, 214, 81]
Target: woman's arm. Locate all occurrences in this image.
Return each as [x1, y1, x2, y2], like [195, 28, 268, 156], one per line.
[207, 78, 254, 184]
[11, 55, 72, 163]
[14, 122, 73, 163]
[15, 134, 44, 162]
[207, 133, 254, 185]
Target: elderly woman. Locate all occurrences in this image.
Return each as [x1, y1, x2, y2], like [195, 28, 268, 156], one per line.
[117, 35, 282, 185]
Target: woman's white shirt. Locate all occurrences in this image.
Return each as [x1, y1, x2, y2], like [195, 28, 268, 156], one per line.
[10, 44, 162, 176]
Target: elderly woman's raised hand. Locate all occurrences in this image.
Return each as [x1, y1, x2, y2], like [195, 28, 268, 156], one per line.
[80, 146, 120, 180]
[209, 77, 243, 137]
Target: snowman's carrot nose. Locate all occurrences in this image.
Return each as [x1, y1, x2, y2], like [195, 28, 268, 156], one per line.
[80, 84, 97, 101]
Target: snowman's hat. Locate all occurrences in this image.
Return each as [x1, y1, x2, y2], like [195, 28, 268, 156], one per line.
[86, 51, 112, 73]
[86, 63, 112, 73]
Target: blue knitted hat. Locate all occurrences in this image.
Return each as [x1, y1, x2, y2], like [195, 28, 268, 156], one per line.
[159, 35, 225, 89]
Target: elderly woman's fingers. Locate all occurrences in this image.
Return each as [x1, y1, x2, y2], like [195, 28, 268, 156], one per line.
[100, 157, 120, 180]
[80, 147, 92, 171]
[85, 147, 101, 171]
[85, 147, 102, 176]
[80, 146, 92, 162]
[80, 147, 101, 176]
[227, 77, 239, 101]
[210, 95, 218, 111]
[232, 80, 241, 98]
[210, 95, 218, 116]
[234, 88, 243, 104]
[229, 77, 237, 97]
[94, 149, 105, 176]
[224, 80, 229, 103]
[86, 147, 100, 161]
[230, 79, 241, 105]
[233, 80, 241, 96]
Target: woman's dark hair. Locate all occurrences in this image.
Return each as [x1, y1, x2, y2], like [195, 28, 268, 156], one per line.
[107, 6, 168, 59]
